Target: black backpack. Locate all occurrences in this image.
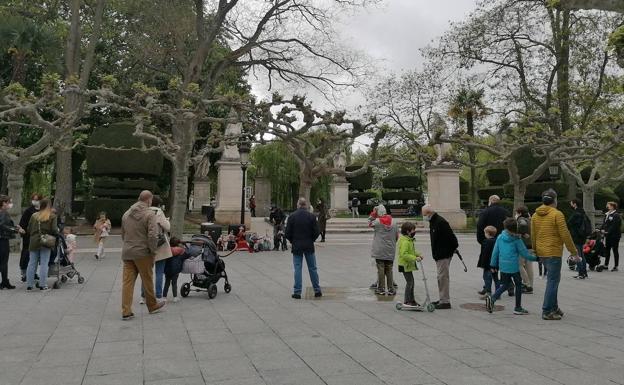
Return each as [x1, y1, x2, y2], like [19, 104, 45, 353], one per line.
[582, 214, 593, 238]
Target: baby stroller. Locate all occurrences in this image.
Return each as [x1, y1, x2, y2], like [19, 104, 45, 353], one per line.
[180, 234, 232, 299]
[583, 231, 604, 271]
[48, 234, 85, 289]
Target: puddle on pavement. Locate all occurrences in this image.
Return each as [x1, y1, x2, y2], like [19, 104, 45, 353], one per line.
[304, 287, 396, 302]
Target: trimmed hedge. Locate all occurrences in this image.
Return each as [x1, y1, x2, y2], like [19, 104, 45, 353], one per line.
[92, 188, 145, 198]
[503, 182, 567, 200]
[93, 178, 159, 191]
[526, 200, 573, 218]
[513, 147, 552, 182]
[382, 175, 421, 189]
[614, 183, 624, 204]
[86, 122, 164, 177]
[460, 178, 469, 195]
[478, 186, 505, 201]
[595, 188, 619, 211]
[85, 198, 136, 225]
[348, 192, 378, 202]
[346, 165, 373, 191]
[498, 199, 514, 213]
[460, 201, 473, 210]
[382, 191, 421, 202]
[486, 168, 509, 185]
[357, 204, 374, 215]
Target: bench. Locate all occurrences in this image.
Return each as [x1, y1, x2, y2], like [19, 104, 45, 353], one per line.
[389, 208, 410, 217]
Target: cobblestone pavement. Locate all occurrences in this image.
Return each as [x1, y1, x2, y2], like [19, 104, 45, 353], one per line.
[1, 223, 623, 385]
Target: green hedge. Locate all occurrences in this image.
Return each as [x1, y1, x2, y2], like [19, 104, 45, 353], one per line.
[92, 188, 145, 198]
[382, 191, 421, 201]
[498, 199, 514, 213]
[85, 198, 136, 225]
[346, 165, 373, 191]
[614, 183, 624, 204]
[595, 188, 619, 211]
[348, 192, 378, 201]
[460, 178, 469, 195]
[513, 147, 552, 182]
[382, 175, 421, 189]
[486, 168, 509, 185]
[478, 186, 505, 201]
[93, 178, 159, 191]
[460, 201, 473, 210]
[526, 200, 573, 218]
[86, 122, 164, 177]
[503, 182, 567, 200]
[357, 204, 374, 215]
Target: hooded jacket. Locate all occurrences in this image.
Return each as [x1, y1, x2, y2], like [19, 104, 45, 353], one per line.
[369, 206, 398, 261]
[531, 205, 577, 258]
[490, 230, 536, 273]
[121, 201, 159, 260]
[397, 234, 420, 272]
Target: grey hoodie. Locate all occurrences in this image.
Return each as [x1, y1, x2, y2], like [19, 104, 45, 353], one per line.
[121, 201, 158, 260]
[369, 213, 398, 261]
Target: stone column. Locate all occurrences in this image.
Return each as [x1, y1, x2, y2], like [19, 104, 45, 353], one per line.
[330, 176, 350, 214]
[425, 166, 467, 229]
[192, 178, 211, 211]
[254, 176, 271, 217]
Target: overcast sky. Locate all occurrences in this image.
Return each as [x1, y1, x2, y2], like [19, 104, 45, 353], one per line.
[250, 0, 479, 109]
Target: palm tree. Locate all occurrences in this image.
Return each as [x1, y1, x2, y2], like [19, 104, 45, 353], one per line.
[448, 87, 488, 215]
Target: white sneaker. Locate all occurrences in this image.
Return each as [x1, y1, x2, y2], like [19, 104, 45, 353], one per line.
[173, 297, 180, 303]
[139, 298, 145, 304]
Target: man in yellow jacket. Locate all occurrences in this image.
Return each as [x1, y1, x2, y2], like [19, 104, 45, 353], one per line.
[531, 189, 578, 321]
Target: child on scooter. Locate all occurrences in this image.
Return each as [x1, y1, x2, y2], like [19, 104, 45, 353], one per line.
[485, 218, 537, 315]
[397, 221, 422, 307]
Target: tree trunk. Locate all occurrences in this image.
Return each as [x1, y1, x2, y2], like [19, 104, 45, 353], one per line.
[298, 177, 312, 203]
[582, 186, 597, 228]
[466, 112, 478, 217]
[6, 164, 26, 222]
[54, 135, 73, 218]
[513, 183, 527, 211]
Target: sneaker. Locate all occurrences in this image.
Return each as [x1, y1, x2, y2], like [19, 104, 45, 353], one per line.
[39, 286, 49, 291]
[522, 286, 533, 294]
[513, 307, 529, 315]
[369, 282, 378, 290]
[26, 287, 33, 291]
[477, 289, 487, 295]
[148, 301, 166, 314]
[479, 292, 490, 300]
[612, 267, 619, 272]
[314, 292, 322, 298]
[555, 308, 564, 317]
[387, 289, 396, 296]
[485, 294, 494, 313]
[573, 274, 586, 280]
[20, 275, 26, 283]
[291, 294, 301, 299]
[139, 298, 145, 304]
[542, 312, 562, 320]
[121, 313, 135, 321]
[434, 302, 451, 310]
[375, 288, 386, 295]
[172, 297, 180, 303]
[3, 282, 15, 290]
[94, 254, 99, 260]
[393, 282, 398, 289]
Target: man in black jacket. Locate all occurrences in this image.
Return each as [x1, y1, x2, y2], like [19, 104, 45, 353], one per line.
[568, 199, 590, 278]
[422, 205, 458, 309]
[476, 195, 510, 245]
[600, 201, 621, 272]
[285, 198, 322, 299]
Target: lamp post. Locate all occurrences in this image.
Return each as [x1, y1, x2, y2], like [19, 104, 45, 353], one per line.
[238, 136, 251, 227]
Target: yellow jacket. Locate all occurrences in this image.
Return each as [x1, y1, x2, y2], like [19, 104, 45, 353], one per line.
[531, 205, 577, 258]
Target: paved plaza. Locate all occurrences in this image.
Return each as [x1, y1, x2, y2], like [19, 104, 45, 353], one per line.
[1, 224, 623, 385]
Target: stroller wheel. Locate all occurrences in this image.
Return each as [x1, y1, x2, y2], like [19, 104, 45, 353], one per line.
[395, 303, 403, 310]
[77, 276, 85, 284]
[61, 275, 68, 283]
[224, 283, 232, 293]
[208, 284, 217, 299]
[181, 283, 191, 298]
[52, 281, 61, 289]
[427, 303, 436, 312]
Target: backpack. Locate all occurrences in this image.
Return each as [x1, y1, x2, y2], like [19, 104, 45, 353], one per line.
[581, 214, 592, 238]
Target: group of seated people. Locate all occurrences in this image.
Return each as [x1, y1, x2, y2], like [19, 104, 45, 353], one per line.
[216, 226, 274, 253]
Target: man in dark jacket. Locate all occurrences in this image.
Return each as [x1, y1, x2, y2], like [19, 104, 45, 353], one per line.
[19, 193, 41, 281]
[285, 198, 322, 299]
[422, 205, 458, 309]
[568, 199, 590, 278]
[477, 195, 510, 245]
[600, 201, 622, 272]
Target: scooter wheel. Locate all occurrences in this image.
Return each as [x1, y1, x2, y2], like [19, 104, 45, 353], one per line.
[596, 266, 604, 272]
[395, 303, 402, 310]
[181, 283, 191, 297]
[427, 303, 436, 312]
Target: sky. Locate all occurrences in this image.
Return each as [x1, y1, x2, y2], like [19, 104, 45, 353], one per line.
[250, 0, 480, 110]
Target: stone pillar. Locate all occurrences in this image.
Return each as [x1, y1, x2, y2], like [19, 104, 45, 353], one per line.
[330, 176, 350, 213]
[425, 166, 467, 229]
[192, 178, 211, 211]
[214, 160, 251, 228]
[254, 176, 271, 217]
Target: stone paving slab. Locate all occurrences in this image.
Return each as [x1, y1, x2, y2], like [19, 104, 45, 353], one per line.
[0, 224, 623, 385]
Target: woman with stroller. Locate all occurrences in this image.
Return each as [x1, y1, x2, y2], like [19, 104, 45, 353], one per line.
[19, 193, 41, 282]
[26, 198, 58, 291]
[0, 195, 24, 289]
[93, 212, 111, 260]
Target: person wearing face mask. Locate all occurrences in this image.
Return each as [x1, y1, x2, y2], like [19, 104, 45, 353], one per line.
[368, 204, 398, 296]
[422, 205, 458, 309]
[0, 195, 24, 289]
[19, 193, 41, 282]
[397, 221, 423, 307]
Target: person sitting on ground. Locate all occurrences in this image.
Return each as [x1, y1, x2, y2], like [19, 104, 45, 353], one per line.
[236, 226, 253, 253]
[397, 221, 422, 307]
[486, 218, 537, 315]
[477, 226, 499, 299]
[368, 204, 398, 296]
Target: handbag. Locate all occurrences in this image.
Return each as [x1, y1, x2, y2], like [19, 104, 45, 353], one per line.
[182, 255, 205, 274]
[38, 220, 56, 248]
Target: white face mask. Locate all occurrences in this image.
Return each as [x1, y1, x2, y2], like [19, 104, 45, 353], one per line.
[423, 215, 431, 222]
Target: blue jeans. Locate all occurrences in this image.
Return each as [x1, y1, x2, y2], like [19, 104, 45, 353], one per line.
[576, 244, 587, 276]
[493, 272, 523, 309]
[482, 269, 500, 293]
[27, 248, 51, 288]
[293, 252, 321, 295]
[542, 257, 562, 315]
[141, 259, 166, 298]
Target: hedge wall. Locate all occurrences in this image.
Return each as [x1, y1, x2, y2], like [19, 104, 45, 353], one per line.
[486, 168, 509, 185]
[595, 188, 619, 211]
[526, 200, 573, 218]
[346, 165, 373, 191]
[460, 178, 469, 195]
[503, 182, 567, 200]
[477, 186, 505, 201]
[460, 201, 473, 210]
[348, 192, 378, 201]
[382, 191, 421, 202]
[92, 188, 145, 198]
[614, 183, 624, 204]
[513, 147, 553, 182]
[93, 178, 159, 191]
[382, 175, 421, 189]
[86, 122, 164, 177]
[357, 204, 374, 215]
[498, 199, 514, 214]
[85, 198, 136, 225]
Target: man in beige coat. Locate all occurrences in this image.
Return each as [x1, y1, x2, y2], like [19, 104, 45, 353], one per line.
[121, 191, 166, 320]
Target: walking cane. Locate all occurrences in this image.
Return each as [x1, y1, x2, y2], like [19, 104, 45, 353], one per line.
[454, 249, 468, 272]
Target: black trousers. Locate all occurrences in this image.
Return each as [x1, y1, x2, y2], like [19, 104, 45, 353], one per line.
[19, 235, 30, 272]
[604, 238, 620, 268]
[403, 271, 415, 304]
[0, 239, 10, 284]
[163, 273, 179, 297]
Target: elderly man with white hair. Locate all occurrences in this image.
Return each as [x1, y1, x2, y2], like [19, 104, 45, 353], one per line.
[285, 197, 322, 299]
[422, 205, 458, 309]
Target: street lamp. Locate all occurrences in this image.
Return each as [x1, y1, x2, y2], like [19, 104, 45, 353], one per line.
[238, 136, 251, 227]
[549, 164, 559, 181]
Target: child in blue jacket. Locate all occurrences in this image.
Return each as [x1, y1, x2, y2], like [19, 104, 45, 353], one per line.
[486, 218, 537, 315]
